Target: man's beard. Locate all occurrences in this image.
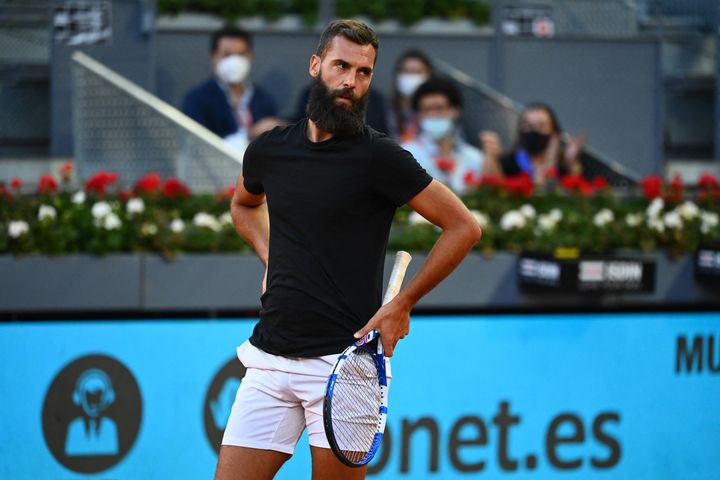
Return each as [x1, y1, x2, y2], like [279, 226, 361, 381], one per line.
[306, 74, 369, 138]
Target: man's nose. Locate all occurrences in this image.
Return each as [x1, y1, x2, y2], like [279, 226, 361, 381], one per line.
[341, 70, 356, 89]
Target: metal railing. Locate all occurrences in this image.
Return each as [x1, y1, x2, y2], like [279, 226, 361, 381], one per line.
[72, 52, 244, 192]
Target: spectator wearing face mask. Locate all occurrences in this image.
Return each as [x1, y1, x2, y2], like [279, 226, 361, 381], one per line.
[389, 49, 434, 142]
[401, 76, 492, 194]
[181, 25, 283, 151]
[497, 102, 585, 186]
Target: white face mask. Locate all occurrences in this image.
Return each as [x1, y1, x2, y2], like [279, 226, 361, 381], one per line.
[215, 55, 251, 85]
[396, 73, 429, 97]
[420, 116, 454, 140]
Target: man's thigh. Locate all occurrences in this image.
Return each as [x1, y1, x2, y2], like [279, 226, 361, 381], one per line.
[215, 445, 290, 480]
[310, 446, 368, 480]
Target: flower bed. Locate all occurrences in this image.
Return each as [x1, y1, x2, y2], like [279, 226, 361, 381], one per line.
[1, 165, 719, 258]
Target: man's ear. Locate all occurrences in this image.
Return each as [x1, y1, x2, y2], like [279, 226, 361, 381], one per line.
[309, 55, 320, 78]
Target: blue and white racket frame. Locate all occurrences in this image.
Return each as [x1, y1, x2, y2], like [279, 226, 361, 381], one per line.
[323, 250, 412, 467]
[323, 329, 389, 467]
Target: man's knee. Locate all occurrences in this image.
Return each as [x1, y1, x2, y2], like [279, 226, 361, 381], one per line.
[215, 445, 291, 480]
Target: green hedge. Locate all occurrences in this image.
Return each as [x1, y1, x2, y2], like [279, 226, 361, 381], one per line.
[157, 0, 491, 27]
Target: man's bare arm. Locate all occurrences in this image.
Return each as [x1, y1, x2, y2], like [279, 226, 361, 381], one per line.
[354, 179, 482, 356]
[230, 174, 269, 267]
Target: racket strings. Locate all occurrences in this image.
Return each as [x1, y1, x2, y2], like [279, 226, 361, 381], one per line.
[330, 348, 382, 462]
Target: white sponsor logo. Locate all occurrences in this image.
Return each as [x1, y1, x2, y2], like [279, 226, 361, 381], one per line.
[579, 261, 643, 283]
[520, 259, 560, 281]
[698, 250, 720, 270]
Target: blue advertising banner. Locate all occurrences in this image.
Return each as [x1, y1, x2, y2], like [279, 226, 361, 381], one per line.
[1, 312, 719, 479]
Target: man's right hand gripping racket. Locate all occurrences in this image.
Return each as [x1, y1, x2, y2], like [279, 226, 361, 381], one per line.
[323, 250, 412, 467]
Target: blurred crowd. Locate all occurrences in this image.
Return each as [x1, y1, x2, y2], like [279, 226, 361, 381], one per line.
[182, 25, 587, 195]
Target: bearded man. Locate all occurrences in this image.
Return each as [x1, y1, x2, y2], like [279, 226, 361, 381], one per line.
[216, 19, 482, 480]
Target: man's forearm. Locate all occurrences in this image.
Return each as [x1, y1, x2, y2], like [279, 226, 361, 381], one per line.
[395, 222, 480, 309]
[231, 202, 270, 265]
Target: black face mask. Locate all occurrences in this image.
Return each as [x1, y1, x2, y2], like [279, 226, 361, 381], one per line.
[520, 130, 551, 154]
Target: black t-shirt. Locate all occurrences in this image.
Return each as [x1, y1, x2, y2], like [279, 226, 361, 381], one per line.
[243, 119, 432, 357]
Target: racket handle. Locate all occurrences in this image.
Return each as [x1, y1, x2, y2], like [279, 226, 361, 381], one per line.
[382, 251, 412, 306]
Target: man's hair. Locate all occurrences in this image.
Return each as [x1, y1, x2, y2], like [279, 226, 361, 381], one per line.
[315, 19, 379, 62]
[210, 25, 253, 53]
[411, 76, 463, 111]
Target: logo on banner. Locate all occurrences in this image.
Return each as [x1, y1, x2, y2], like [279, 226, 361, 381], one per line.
[204, 356, 247, 454]
[42, 354, 142, 473]
[578, 260, 644, 290]
[519, 258, 561, 286]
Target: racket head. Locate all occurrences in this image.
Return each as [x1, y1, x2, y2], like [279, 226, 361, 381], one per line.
[323, 335, 388, 467]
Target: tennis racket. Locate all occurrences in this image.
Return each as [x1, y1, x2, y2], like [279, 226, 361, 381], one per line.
[323, 250, 412, 467]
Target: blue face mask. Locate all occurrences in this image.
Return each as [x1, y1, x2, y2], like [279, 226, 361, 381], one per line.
[420, 117, 454, 141]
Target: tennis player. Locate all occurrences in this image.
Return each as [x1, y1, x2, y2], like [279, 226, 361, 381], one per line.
[216, 19, 482, 480]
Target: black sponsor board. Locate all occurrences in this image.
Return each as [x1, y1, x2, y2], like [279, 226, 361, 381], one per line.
[518, 253, 656, 293]
[695, 245, 720, 283]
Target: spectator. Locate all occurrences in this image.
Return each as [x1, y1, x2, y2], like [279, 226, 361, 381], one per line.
[402, 76, 491, 194]
[389, 49, 434, 142]
[494, 102, 585, 186]
[181, 25, 283, 151]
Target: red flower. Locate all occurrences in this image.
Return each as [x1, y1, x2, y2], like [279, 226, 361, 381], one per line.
[85, 171, 119, 195]
[162, 177, 191, 198]
[559, 174, 593, 196]
[698, 172, 719, 189]
[37, 174, 58, 195]
[435, 157, 456, 172]
[59, 162, 74, 181]
[478, 174, 504, 188]
[463, 171, 479, 187]
[591, 176, 608, 190]
[503, 173, 534, 197]
[697, 172, 720, 202]
[118, 190, 132, 202]
[641, 175, 663, 200]
[666, 174, 684, 202]
[134, 172, 162, 194]
[10, 178, 22, 190]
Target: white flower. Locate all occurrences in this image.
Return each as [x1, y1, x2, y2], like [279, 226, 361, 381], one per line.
[91, 201, 112, 219]
[38, 205, 57, 221]
[625, 213, 644, 227]
[500, 210, 527, 231]
[647, 216, 665, 233]
[193, 212, 221, 232]
[141, 222, 158, 236]
[103, 213, 122, 230]
[408, 211, 431, 226]
[549, 208, 563, 222]
[701, 211, 719, 234]
[219, 211, 234, 227]
[593, 208, 615, 227]
[663, 211, 683, 229]
[72, 190, 86, 205]
[537, 213, 558, 232]
[8, 220, 29, 238]
[469, 210, 490, 229]
[519, 204, 536, 219]
[126, 198, 145, 216]
[675, 201, 700, 221]
[170, 218, 185, 233]
[646, 197, 664, 219]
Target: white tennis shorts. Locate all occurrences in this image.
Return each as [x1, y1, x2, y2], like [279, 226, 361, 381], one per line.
[222, 340, 391, 455]
[221, 340, 339, 454]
